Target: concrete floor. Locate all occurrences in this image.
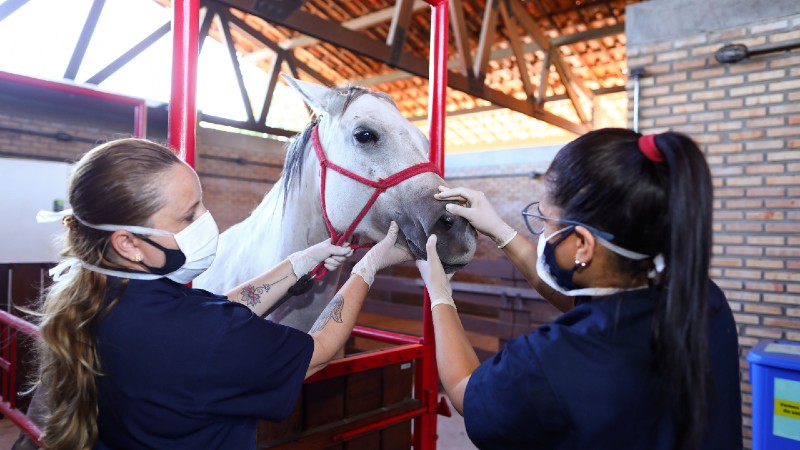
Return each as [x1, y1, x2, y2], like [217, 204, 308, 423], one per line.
[0, 418, 21, 448]
[0, 401, 478, 449]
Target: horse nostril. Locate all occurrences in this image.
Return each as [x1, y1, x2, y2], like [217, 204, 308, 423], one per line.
[439, 214, 455, 230]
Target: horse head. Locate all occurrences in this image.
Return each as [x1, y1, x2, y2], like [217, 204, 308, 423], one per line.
[282, 75, 476, 272]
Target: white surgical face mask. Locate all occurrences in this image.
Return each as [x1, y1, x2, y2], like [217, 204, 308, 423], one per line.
[535, 227, 652, 298]
[161, 211, 219, 283]
[38, 209, 219, 284]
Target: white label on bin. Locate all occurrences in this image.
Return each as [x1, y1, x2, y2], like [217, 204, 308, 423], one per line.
[774, 378, 800, 441]
[766, 343, 800, 357]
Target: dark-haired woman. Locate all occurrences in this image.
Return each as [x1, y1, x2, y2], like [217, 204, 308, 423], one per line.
[416, 129, 742, 450]
[26, 138, 410, 450]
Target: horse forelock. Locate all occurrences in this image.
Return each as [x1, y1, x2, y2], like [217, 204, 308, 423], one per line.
[280, 117, 318, 209]
[336, 85, 397, 113]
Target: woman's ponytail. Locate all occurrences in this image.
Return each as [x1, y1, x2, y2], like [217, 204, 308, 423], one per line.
[652, 132, 713, 450]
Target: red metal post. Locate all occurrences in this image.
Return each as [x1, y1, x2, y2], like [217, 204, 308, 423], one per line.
[169, 0, 200, 167]
[415, 1, 449, 449]
[0, 311, 42, 446]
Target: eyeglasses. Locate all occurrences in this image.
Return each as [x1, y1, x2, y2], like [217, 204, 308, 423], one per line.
[520, 202, 615, 241]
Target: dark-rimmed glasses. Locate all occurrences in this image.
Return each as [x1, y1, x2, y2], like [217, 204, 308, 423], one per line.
[521, 201, 615, 241]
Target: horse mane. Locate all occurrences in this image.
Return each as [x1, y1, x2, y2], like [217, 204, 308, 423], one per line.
[279, 85, 396, 210]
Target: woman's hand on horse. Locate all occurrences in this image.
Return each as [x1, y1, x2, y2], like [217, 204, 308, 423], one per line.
[416, 235, 455, 311]
[434, 186, 517, 248]
[352, 221, 412, 286]
[288, 239, 354, 277]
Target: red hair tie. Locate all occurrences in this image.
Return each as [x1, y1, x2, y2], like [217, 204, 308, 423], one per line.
[638, 134, 664, 163]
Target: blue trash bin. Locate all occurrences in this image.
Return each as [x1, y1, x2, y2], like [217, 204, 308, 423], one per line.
[747, 340, 800, 449]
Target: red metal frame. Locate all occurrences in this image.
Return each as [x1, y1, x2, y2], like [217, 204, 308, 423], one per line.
[0, 311, 42, 447]
[0, 70, 147, 138]
[169, 0, 199, 166]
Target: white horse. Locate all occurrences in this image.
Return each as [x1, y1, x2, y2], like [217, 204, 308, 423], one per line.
[195, 75, 477, 332]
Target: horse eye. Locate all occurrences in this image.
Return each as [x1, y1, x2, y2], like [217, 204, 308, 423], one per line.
[354, 130, 378, 144]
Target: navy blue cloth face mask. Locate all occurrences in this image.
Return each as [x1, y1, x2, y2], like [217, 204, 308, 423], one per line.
[137, 236, 187, 276]
[541, 226, 582, 291]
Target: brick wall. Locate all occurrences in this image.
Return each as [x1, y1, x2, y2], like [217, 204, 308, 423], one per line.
[443, 159, 549, 260]
[0, 95, 284, 234]
[627, 10, 800, 447]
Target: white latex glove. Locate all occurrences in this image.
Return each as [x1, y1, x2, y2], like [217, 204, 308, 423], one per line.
[352, 222, 412, 286]
[434, 186, 517, 248]
[415, 235, 456, 311]
[288, 239, 353, 278]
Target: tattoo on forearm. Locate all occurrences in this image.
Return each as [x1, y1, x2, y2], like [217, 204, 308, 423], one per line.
[309, 294, 345, 333]
[238, 275, 289, 307]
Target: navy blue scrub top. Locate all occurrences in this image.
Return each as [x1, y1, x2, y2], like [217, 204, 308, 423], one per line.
[464, 280, 742, 450]
[94, 278, 313, 450]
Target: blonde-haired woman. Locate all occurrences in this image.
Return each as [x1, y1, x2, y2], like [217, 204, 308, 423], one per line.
[26, 138, 408, 450]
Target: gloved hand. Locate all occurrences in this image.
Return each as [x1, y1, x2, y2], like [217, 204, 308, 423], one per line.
[288, 239, 353, 278]
[352, 222, 412, 286]
[415, 235, 456, 311]
[435, 186, 517, 248]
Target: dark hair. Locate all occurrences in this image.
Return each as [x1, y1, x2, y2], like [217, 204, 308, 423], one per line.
[544, 128, 712, 450]
[38, 138, 182, 449]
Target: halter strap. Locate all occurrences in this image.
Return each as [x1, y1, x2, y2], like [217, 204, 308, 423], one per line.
[311, 124, 438, 279]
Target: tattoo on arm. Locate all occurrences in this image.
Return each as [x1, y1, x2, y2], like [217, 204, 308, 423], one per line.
[309, 294, 345, 334]
[237, 275, 289, 307]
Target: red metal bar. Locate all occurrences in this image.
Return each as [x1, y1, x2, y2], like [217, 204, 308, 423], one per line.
[0, 311, 39, 338]
[9, 332, 17, 409]
[0, 71, 146, 138]
[306, 344, 424, 383]
[0, 401, 43, 447]
[169, 0, 200, 167]
[416, 1, 449, 449]
[333, 406, 427, 443]
[1, 328, 8, 410]
[352, 325, 423, 345]
[0, 311, 42, 445]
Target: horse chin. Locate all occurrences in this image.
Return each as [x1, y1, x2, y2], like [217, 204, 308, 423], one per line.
[399, 230, 466, 274]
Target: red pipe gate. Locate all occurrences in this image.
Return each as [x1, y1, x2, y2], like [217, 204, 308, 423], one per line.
[168, 1, 451, 448]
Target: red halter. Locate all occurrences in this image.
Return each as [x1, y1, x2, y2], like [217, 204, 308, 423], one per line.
[310, 124, 439, 279]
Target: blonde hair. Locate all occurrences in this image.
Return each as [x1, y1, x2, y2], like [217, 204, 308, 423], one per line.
[38, 138, 181, 449]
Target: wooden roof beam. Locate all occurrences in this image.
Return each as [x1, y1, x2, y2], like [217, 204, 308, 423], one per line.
[386, 0, 416, 64]
[217, 1, 588, 134]
[508, 0, 591, 124]
[499, 0, 536, 103]
[354, 21, 624, 87]
[449, 0, 473, 77]
[473, 0, 499, 81]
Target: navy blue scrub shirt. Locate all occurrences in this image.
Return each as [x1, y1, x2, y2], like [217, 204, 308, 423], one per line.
[464, 280, 742, 450]
[94, 277, 313, 450]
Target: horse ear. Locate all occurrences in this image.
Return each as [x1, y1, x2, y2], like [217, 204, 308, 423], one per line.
[282, 74, 334, 116]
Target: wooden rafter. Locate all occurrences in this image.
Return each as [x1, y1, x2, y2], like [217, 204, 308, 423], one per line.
[354, 21, 624, 95]
[216, 1, 588, 134]
[448, 0, 473, 77]
[240, 1, 427, 63]
[64, 0, 105, 80]
[85, 20, 171, 85]
[499, 0, 535, 102]
[508, 0, 591, 123]
[218, 7, 256, 124]
[386, 0, 415, 64]
[258, 54, 283, 125]
[473, 0, 499, 81]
